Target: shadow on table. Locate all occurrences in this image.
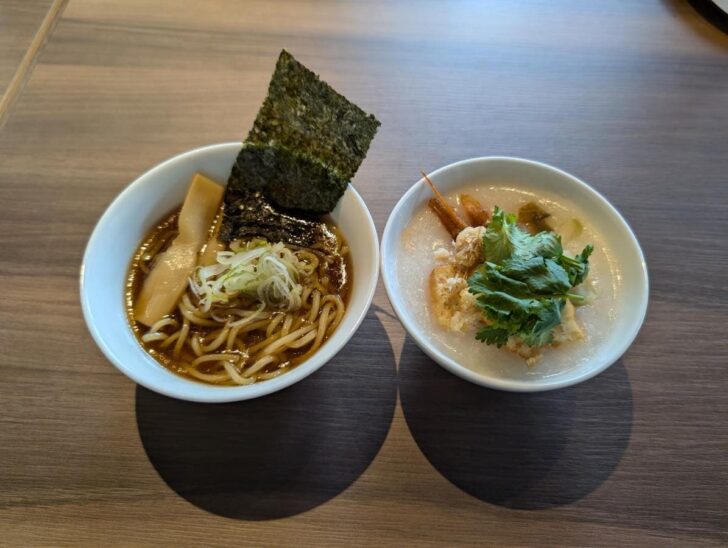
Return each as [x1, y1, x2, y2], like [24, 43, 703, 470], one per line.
[398, 337, 633, 509]
[136, 312, 397, 520]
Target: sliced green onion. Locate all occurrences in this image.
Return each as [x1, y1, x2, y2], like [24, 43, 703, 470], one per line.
[190, 240, 308, 312]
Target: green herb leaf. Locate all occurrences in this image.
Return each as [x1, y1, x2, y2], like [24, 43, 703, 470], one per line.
[482, 207, 562, 264]
[519, 298, 564, 347]
[481, 207, 522, 264]
[468, 206, 594, 348]
[475, 326, 511, 347]
[559, 244, 594, 286]
[499, 256, 571, 295]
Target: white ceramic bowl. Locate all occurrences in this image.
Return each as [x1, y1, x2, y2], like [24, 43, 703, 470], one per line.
[382, 157, 648, 392]
[81, 143, 379, 402]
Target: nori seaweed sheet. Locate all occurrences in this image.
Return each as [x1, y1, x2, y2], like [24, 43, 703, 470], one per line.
[249, 50, 380, 183]
[231, 142, 347, 213]
[219, 178, 336, 251]
[221, 49, 380, 243]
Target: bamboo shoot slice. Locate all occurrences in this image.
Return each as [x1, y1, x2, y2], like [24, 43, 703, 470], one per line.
[134, 173, 224, 326]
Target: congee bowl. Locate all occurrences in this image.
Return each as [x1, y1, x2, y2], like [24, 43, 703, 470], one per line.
[81, 143, 379, 402]
[381, 157, 648, 392]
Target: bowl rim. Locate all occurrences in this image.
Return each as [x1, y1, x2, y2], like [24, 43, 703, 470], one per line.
[381, 155, 649, 392]
[80, 142, 380, 402]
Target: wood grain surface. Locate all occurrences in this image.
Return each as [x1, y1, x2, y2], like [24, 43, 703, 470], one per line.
[1, 0, 727, 545]
[0, 1, 54, 89]
[0, 0, 57, 115]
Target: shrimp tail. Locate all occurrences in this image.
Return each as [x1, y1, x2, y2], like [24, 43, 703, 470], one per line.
[422, 171, 467, 239]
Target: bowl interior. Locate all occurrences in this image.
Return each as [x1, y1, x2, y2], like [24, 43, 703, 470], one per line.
[382, 157, 648, 391]
[81, 143, 379, 402]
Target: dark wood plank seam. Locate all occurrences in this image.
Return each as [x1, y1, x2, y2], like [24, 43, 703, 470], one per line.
[0, 0, 69, 130]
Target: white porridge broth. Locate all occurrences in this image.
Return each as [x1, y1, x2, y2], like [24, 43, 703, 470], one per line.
[397, 184, 620, 381]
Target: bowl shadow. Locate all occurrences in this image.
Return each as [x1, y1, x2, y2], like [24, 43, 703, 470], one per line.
[398, 337, 633, 509]
[136, 312, 397, 520]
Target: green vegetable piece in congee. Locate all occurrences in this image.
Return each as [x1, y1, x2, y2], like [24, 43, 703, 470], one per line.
[243, 49, 380, 211]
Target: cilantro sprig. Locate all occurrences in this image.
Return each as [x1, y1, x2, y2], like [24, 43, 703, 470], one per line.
[467, 207, 593, 348]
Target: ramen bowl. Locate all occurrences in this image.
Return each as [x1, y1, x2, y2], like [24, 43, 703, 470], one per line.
[381, 157, 648, 392]
[81, 143, 379, 402]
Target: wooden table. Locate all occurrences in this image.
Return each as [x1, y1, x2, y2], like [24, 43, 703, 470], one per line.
[1, 1, 727, 545]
